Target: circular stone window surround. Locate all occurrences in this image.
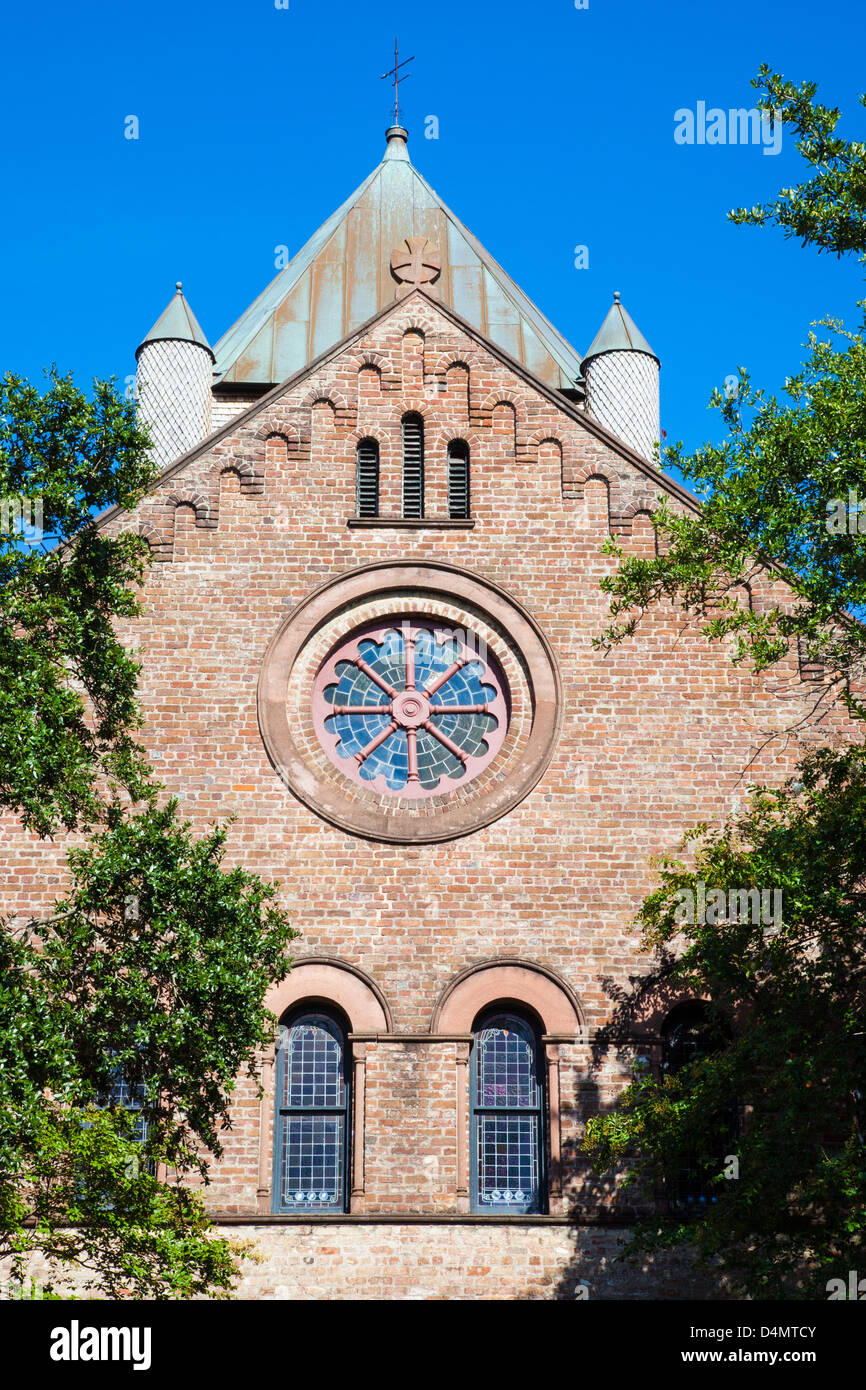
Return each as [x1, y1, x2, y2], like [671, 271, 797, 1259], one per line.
[257, 561, 562, 843]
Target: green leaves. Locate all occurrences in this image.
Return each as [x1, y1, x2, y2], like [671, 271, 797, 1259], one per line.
[0, 370, 297, 1297]
[2, 802, 297, 1297]
[729, 67, 866, 259]
[584, 70, 866, 1298]
[0, 370, 158, 835]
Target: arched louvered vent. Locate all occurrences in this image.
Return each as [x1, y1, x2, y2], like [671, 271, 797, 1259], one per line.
[356, 438, 380, 518]
[402, 414, 425, 518]
[447, 440, 470, 519]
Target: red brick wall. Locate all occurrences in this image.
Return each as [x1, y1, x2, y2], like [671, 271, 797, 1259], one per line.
[0, 291, 844, 1297]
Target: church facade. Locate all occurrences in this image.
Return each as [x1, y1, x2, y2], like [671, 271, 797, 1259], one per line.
[5, 125, 825, 1299]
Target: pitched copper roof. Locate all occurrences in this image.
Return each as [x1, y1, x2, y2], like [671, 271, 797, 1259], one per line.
[212, 127, 584, 391]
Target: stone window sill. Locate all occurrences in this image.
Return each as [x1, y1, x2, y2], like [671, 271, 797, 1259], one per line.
[346, 516, 475, 529]
[209, 1212, 634, 1227]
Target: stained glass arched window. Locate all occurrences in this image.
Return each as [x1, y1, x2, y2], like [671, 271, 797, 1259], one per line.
[471, 1013, 544, 1214]
[272, 1012, 350, 1213]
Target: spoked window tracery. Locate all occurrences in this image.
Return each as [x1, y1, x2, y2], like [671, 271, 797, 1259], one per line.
[313, 619, 509, 797]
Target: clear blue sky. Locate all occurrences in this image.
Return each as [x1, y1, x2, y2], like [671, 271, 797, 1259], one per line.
[0, 0, 862, 464]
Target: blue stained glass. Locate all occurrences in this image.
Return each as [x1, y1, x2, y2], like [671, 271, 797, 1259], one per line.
[472, 1016, 542, 1214]
[477, 1022, 540, 1109]
[322, 625, 502, 792]
[274, 1014, 348, 1213]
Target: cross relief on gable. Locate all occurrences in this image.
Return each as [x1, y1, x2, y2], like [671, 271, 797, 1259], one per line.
[390, 236, 441, 299]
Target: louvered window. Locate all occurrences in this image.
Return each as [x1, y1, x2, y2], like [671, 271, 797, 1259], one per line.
[447, 440, 470, 518]
[402, 414, 424, 518]
[356, 438, 379, 518]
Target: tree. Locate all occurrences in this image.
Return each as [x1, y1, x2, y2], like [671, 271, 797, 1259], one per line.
[582, 71, 866, 1298]
[0, 372, 296, 1297]
[0, 370, 159, 836]
[2, 803, 296, 1299]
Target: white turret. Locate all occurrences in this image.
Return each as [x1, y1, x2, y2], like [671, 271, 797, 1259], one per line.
[135, 283, 214, 467]
[582, 292, 660, 462]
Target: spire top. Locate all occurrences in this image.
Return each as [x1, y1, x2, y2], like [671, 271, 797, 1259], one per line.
[583, 292, 659, 366]
[381, 37, 414, 129]
[176, 281, 183, 293]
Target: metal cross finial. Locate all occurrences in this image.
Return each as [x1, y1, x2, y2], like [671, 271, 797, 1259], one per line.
[381, 37, 414, 127]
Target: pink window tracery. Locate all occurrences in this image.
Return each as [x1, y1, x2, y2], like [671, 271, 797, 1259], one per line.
[312, 618, 509, 798]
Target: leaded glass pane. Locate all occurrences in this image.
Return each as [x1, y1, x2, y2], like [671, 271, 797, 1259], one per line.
[278, 1113, 345, 1210]
[476, 1021, 540, 1109]
[320, 625, 500, 794]
[283, 1019, 345, 1109]
[476, 1114, 539, 1209]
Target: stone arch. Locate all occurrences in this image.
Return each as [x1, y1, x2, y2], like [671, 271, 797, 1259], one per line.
[562, 462, 623, 511]
[627, 981, 713, 1041]
[215, 457, 264, 496]
[613, 496, 656, 531]
[433, 425, 481, 454]
[347, 426, 384, 447]
[432, 958, 584, 1037]
[166, 488, 214, 529]
[266, 957, 392, 1033]
[138, 521, 172, 563]
[297, 385, 351, 415]
[396, 397, 430, 420]
[430, 347, 484, 389]
[479, 389, 524, 421]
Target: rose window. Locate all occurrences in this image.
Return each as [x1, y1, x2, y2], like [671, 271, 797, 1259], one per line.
[312, 620, 509, 797]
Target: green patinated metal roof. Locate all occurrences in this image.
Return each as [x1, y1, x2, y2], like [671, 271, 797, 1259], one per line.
[137, 283, 215, 360]
[582, 292, 659, 364]
[213, 128, 584, 391]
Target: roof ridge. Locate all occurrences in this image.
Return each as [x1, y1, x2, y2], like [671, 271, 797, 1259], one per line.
[210, 134, 584, 391]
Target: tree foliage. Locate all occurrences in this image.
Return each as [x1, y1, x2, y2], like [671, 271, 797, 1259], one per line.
[584, 71, 866, 1298]
[0, 373, 297, 1297]
[0, 370, 157, 836]
[2, 803, 296, 1298]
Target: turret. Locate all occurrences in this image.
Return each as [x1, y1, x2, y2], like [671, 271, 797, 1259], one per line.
[135, 283, 214, 467]
[582, 292, 660, 462]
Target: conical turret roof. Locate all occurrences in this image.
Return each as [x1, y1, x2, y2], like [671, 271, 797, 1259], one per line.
[582, 292, 658, 365]
[212, 127, 584, 391]
[137, 283, 214, 361]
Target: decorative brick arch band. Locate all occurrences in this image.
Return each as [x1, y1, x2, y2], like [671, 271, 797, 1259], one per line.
[431, 958, 584, 1036]
[265, 957, 392, 1032]
[257, 560, 562, 843]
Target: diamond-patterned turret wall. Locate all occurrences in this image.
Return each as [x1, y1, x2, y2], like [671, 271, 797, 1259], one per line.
[136, 339, 213, 468]
[584, 350, 660, 462]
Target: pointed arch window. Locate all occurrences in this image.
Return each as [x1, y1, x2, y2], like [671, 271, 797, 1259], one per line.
[447, 440, 470, 519]
[272, 1011, 350, 1213]
[402, 413, 424, 517]
[356, 438, 380, 518]
[471, 1012, 545, 1213]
